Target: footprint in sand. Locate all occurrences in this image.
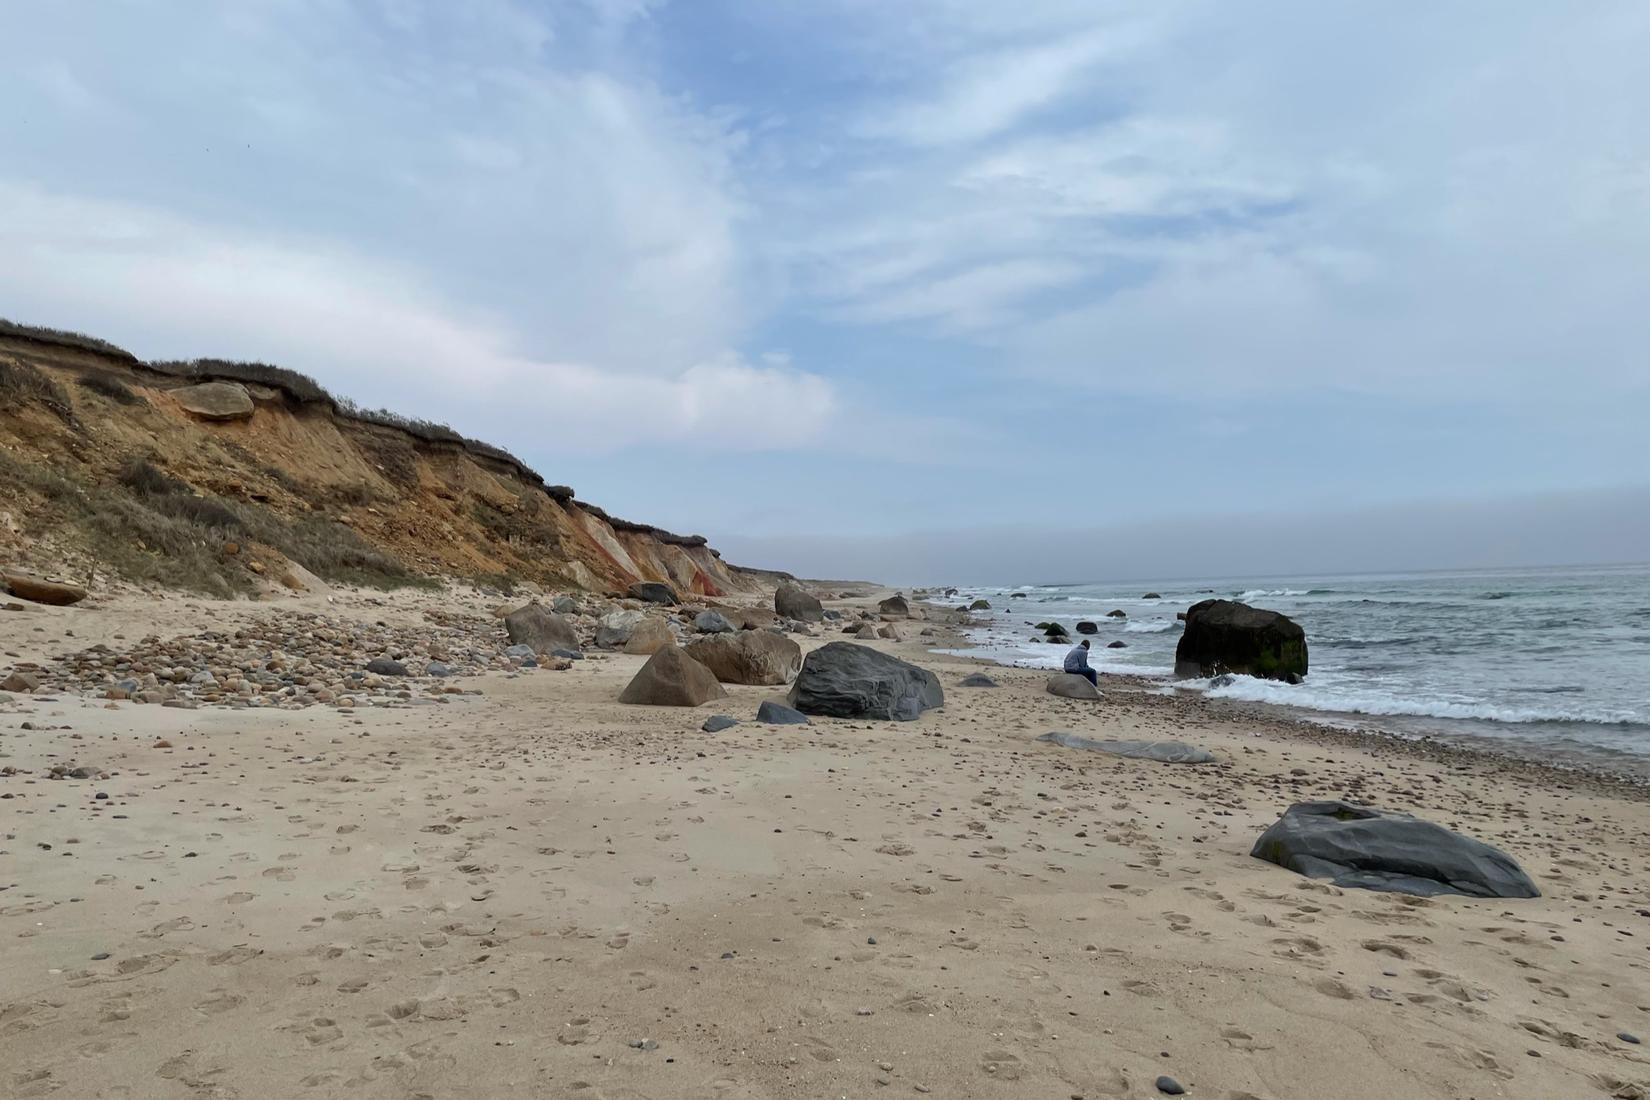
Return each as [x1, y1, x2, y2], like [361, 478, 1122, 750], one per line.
[979, 1050, 1024, 1080]
[195, 990, 244, 1015]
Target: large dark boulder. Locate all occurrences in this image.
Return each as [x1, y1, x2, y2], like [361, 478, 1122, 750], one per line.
[2, 571, 88, 606]
[1251, 801, 1539, 899]
[1174, 599, 1307, 681]
[627, 581, 679, 605]
[968, 599, 990, 611]
[1074, 621, 1098, 635]
[775, 581, 823, 622]
[877, 595, 909, 619]
[505, 602, 580, 654]
[618, 646, 726, 707]
[788, 642, 943, 721]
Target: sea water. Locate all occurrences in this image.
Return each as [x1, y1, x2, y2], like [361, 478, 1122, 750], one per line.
[931, 563, 1650, 776]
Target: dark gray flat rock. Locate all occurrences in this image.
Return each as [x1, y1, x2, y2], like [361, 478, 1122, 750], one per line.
[756, 700, 811, 725]
[1037, 731, 1214, 764]
[702, 715, 739, 732]
[959, 673, 999, 688]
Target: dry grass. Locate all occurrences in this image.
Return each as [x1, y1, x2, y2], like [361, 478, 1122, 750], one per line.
[0, 359, 78, 426]
[0, 318, 138, 360]
[75, 371, 146, 406]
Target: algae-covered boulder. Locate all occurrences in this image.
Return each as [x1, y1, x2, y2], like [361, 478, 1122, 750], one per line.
[1175, 599, 1307, 681]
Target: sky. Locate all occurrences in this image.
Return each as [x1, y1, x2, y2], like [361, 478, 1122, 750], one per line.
[2, 1, 1647, 582]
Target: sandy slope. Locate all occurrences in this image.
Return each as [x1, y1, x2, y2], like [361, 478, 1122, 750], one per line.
[2, 589, 1647, 1100]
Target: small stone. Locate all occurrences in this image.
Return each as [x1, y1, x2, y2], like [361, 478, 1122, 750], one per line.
[866, 936, 877, 945]
[1620, 1032, 1642, 1045]
[91, 952, 110, 960]
[1155, 1077, 1185, 1096]
[702, 715, 739, 733]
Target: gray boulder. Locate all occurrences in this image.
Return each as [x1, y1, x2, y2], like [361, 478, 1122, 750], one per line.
[505, 602, 580, 654]
[622, 616, 676, 655]
[877, 595, 910, 619]
[366, 657, 408, 676]
[1045, 673, 1101, 700]
[596, 609, 645, 648]
[1250, 800, 1539, 899]
[628, 580, 679, 605]
[787, 642, 943, 722]
[702, 715, 739, 732]
[173, 381, 254, 421]
[774, 581, 823, 622]
[1075, 621, 1098, 635]
[550, 646, 583, 661]
[1037, 731, 1213, 763]
[968, 598, 990, 611]
[684, 630, 802, 685]
[756, 700, 811, 725]
[618, 646, 726, 707]
[959, 672, 999, 688]
[1175, 599, 1307, 681]
[551, 595, 580, 614]
[426, 661, 452, 677]
[694, 610, 736, 634]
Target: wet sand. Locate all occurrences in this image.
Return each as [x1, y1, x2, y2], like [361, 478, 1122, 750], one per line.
[2, 587, 1648, 1099]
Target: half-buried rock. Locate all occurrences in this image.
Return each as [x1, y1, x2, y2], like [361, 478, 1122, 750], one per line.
[173, 381, 255, 421]
[755, 700, 810, 725]
[683, 630, 802, 685]
[623, 616, 676, 655]
[2, 571, 88, 606]
[1250, 800, 1539, 899]
[788, 642, 943, 721]
[959, 672, 999, 688]
[504, 601, 579, 654]
[1037, 731, 1213, 763]
[1175, 599, 1307, 681]
[1045, 673, 1101, 700]
[618, 646, 726, 707]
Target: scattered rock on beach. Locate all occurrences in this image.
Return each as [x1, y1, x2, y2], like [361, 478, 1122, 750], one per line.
[365, 657, 408, 676]
[618, 646, 726, 707]
[3, 570, 88, 606]
[627, 581, 679, 606]
[877, 595, 910, 618]
[1045, 673, 1100, 700]
[1038, 731, 1213, 763]
[1175, 599, 1307, 681]
[1155, 1076, 1185, 1096]
[596, 609, 645, 648]
[684, 630, 802, 685]
[774, 581, 823, 622]
[788, 642, 943, 721]
[701, 715, 739, 732]
[2, 670, 41, 693]
[505, 602, 579, 654]
[959, 672, 998, 688]
[693, 609, 735, 634]
[968, 598, 990, 610]
[622, 616, 676, 656]
[755, 699, 810, 725]
[1250, 800, 1539, 898]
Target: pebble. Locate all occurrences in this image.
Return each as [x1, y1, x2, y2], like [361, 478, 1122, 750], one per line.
[1620, 1031, 1642, 1045]
[1155, 1077, 1185, 1096]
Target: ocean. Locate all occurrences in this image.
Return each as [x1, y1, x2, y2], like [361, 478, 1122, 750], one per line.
[930, 563, 1650, 777]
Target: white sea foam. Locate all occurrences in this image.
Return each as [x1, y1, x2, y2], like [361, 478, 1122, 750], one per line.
[1183, 674, 1642, 726]
[1123, 618, 1177, 633]
[1236, 588, 1311, 601]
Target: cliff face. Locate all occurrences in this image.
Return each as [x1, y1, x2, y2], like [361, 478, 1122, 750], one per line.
[0, 325, 766, 597]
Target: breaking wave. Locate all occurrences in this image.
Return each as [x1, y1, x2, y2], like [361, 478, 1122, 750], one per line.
[1185, 674, 1644, 726]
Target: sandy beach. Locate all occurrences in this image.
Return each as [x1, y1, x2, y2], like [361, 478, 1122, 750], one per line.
[3, 585, 1648, 1100]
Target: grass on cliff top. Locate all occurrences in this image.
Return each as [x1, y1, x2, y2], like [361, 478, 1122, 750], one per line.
[0, 452, 431, 595]
[0, 318, 138, 360]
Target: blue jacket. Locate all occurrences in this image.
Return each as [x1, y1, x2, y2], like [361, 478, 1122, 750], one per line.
[1063, 644, 1091, 673]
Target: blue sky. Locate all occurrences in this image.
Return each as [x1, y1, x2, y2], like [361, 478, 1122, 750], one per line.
[3, 2, 1647, 578]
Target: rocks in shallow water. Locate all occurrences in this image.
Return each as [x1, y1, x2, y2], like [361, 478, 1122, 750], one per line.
[788, 642, 943, 721]
[1044, 673, 1100, 700]
[595, 609, 645, 648]
[959, 672, 998, 688]
[3, 570, 88, 606]
[755, 700, 810, 725]
[366, 657, 408, 676]
[683, 630, 802, 685]
[504, 602, 579, 655]
[968, 598, 990, 611]
[1142, 591, 1162, 599]
[1106, 609, 1127, 619]
[1251, 800, 1540, 898]
[702, 715, 739, 732]
[172, 380, 254, 421]
[693, 610, 735, 634]
[877, 595, 909, 619]
[1075, 621, 1098, 635]
[774, 581, 823, 622]
[622, 616, 676, 656]
[627, 580, 679, 605]
[1175, 598, 1307, 681]
[1038, 731, 1214, 763]
[618, 646, 726, 707]
[1043, 623, 1070, 640]
[1107, 640, 1127, 648]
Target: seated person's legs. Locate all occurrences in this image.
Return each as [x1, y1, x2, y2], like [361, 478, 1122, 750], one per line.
[1081, 668, 1098, 686]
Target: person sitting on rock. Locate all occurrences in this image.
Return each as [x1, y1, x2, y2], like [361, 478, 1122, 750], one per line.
[1063, 639, 1097, 686]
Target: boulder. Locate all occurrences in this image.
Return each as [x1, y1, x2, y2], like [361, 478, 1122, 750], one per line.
[1106, 609, 1127, 619]
[878, 595, 910, 619]
[628, 581, 679, 606]
[852, 623, 879, 640]
[968, 599, 991, 611]
[618, 646, 726, 707]
[788, 642, 944, 722]
[596, 609, 645, 648]
[173, 381, 255, 421]
[1250, 801, 1539, 899]
[876, 625, 898, 639]
[774, 581, 823, 622]
[694, 610, 736, 634]
[1037, 731, 1213, 763]
[1043, 623, 1070, 639]
[756, 700, 811, 725]
[702, 715, 739, 732]
[1075, 621, 1098, 635]
[1045, 673, 1101, 700]
[959, 672, 999, 688]
[2, 571, 87, 606]
[366, 657, 408, 676]
[551, 595, 580, 614]
[2, 671, 40, 693]
[505, 602, 580, 654]
[1175, 599, 1307, 681]
[1142, 592, 1162, 599]
[684, 631, 802, 685]
[623, 616, 676, 655]
[1107, 640, 1127, 648]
